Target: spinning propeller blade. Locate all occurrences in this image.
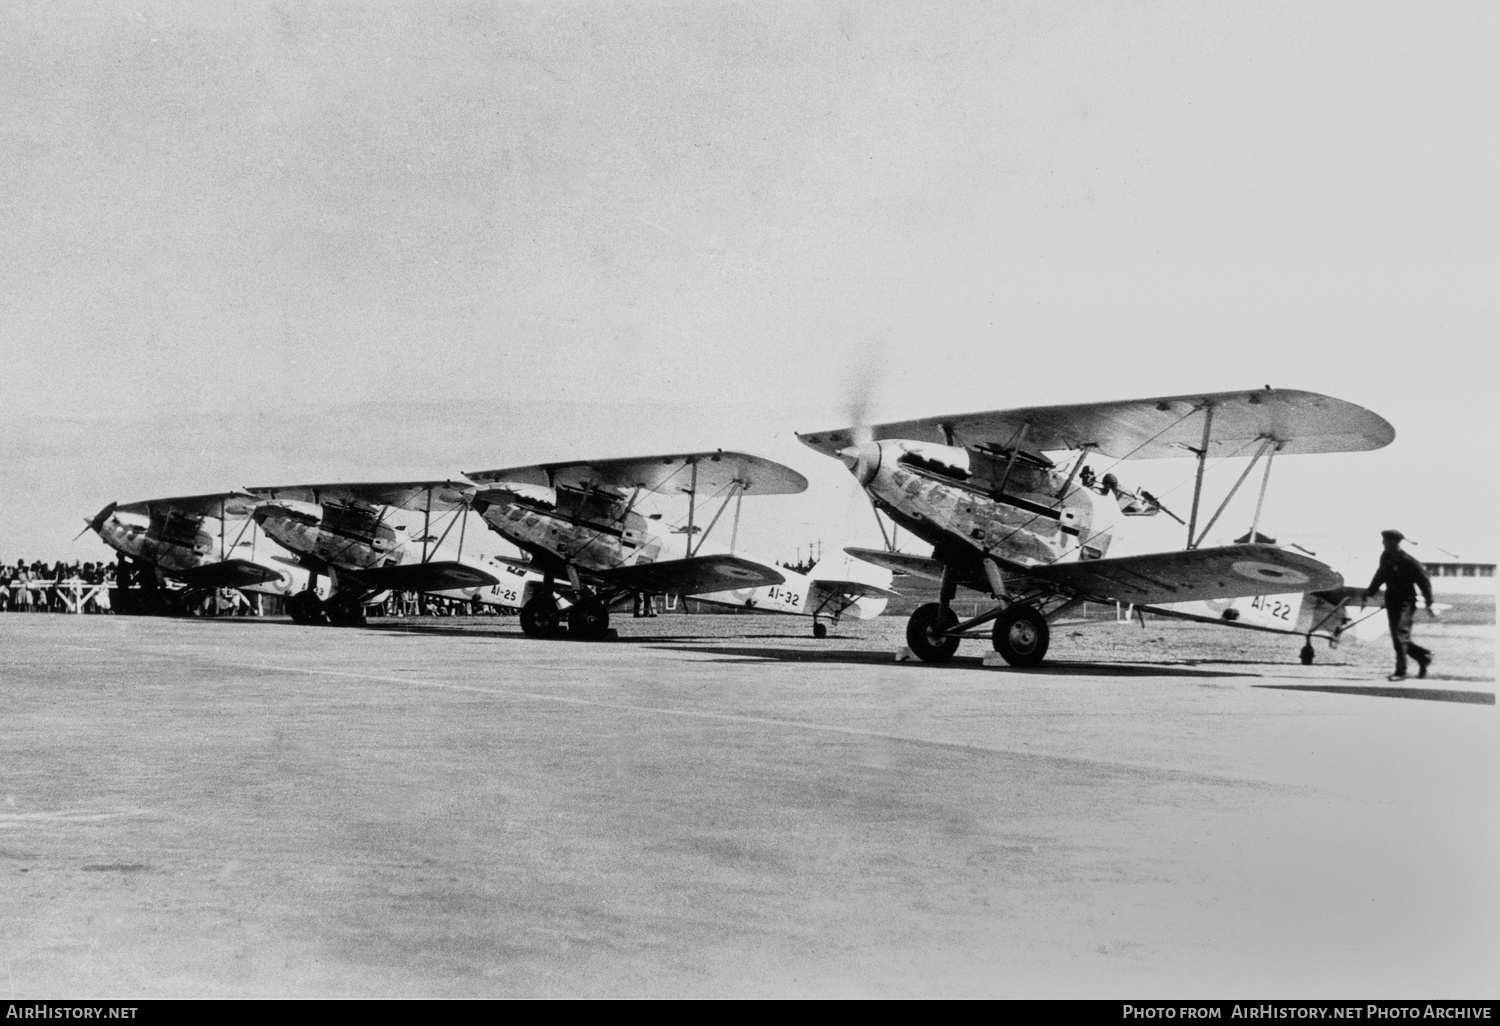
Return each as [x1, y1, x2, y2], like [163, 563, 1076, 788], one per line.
[844, 347, 882, 447]
[75, 502, 117, 541]
[839, 346, 902, 551]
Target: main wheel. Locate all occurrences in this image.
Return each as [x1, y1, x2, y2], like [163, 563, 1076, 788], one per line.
[326, 596, 367, 627]
[287, 590, 327, 625]
[567, 597, 611, 640]
[1299, 643, 1315, 665]
[813, 621, 828, 639]
[991, 604, 1050, 666]
[906, 603, 961, 663]
[147, 589, 180, 617]
[519, 596, 562, 638]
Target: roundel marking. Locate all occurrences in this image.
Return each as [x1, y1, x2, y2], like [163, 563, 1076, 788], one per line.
[1230, 560, 1310, 587]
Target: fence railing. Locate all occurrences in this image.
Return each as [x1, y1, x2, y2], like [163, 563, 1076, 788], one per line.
[3, 579, 114, 612]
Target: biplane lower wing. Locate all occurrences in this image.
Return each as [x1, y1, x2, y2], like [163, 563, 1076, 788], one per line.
[595, 554, 784, 595]
[176, 559, 286, 589]
[1019, 544, 1342, 606]
[349, 561, 501, 593]
[842, 547, 948, 583]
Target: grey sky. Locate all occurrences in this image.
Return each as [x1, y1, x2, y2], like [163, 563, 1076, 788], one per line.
[3, 2, 1496, 575]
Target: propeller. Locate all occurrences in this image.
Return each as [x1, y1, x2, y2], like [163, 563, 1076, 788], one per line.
[844, 344, 883, 448]
[75, 502, 117, 541]
[837, 345, 901, 551]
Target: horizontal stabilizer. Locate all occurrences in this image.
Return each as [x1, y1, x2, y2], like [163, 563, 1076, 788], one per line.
[596, 554, 785, 595]
[350, 561, 501, 593]
[1022, 544, 1342, 606]
[176, 559, 285, 589]
[1309, 585, 1377, 607]
[808, 578, 901, 600]
[842, 547, 947, 582]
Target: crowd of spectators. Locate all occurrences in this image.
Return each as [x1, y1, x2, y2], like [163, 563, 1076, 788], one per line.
[0, 557, 515, 618]
[1, 560, 116, 613]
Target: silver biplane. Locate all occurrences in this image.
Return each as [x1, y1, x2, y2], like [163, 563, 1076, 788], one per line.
[84, 492, 311, 613]
[246, 480, 511, 625]
[465, 451, 808, 639]
[798, 388, 1394, 665]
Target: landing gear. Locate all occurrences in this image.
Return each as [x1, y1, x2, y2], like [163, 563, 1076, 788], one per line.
[1299, 643, 1315, 665]
[326, 595, 367, 627]
[991, 604, 1050, 667]
[519, 596, 564, 638]
[567, 596, 610, 640]
[287, 590, 326, 625]
[812, 621, 828, 639]
[906, 602, 961, 663]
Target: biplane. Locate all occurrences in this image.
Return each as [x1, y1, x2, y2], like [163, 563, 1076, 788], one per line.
[798, 388, 1395, 665]
[691, 547, 899, 637]
[84, 492, 311, 613]
[1102, 531, 1378, 663]
[1111, 586, 1368, 663]
[465, 451, 808, 639]
[246, 480, 517, 625]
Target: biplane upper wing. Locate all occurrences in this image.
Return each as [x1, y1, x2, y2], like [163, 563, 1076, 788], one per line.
[117, 491, 264, 518]
[842, 547, 948, 583]
[346, 560, 501, 593]
[593, 554, 785, 595]
[175, 558, 286, 589]
[798, 389, 1395, 460]
[1016, 544, 1343, 606]
[465, 452, 807, 497]
[246, 481, 477, 512]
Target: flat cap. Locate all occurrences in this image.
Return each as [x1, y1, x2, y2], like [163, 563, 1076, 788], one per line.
[1381, 529, 1404, 541]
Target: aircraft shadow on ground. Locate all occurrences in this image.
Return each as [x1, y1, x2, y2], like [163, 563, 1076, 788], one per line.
[649, 644, 1248, 678]
[358, 622, 717, 645]
[1253, 683, 1495, 705]
[125, 615, 289, 626]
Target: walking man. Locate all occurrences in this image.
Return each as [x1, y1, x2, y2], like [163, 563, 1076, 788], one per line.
[1363, 529, 1434, 681]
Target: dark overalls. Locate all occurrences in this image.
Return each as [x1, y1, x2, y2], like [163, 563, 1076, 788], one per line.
[1366, 549, 1433, 676]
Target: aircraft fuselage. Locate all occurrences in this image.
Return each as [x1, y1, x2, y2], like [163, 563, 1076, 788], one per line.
[254, 500, 404, 572]
[478, 485, 665, 577]
[845, 440, 1123, 574]
[96, 509, 219, 575]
